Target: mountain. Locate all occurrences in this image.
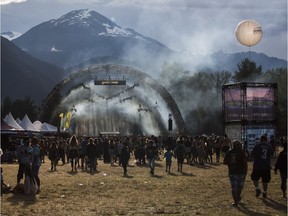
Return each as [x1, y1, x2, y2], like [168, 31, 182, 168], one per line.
[12, 9, 172, 71]
[1, 36, 65, 104]
[10, 9, 287, 76]
[1, 31, 22, 40]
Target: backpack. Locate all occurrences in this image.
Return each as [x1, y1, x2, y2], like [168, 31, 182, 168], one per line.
[24, 174, 39, 195]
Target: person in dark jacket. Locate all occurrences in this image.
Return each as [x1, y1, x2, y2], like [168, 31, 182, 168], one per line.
[86, 138, 98, 172]
[48, 141, 60, 171]
[120, 144, 130, 176]
[175, 138, 186, 173]
[146, 140, 158, 175]
[224, 140, 248, 207]
[274, 141, 287, 198]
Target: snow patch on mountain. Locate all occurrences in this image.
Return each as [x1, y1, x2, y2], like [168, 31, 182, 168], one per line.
[105, 26, 133, 37]
[51, 46, 62, 52]
[51, 9, 108, 28]
[1, 31, 22, 40]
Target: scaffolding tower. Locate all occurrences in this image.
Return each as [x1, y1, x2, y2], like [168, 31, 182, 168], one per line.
[222, 82, 277, 152]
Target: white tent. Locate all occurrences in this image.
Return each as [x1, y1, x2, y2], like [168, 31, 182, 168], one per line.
[3, 113, 58, 133]
[41, 122, 58, 132]
[33, 120, 43, 131]
[3, 114, 8, 122]
[15, 118, 21, 124]
[19, 114, 39, 132]
[4, 112, 24, 130]
[34, 120, 58, 132]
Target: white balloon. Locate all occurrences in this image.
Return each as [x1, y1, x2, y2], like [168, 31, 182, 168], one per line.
[235, 20, 263, 47]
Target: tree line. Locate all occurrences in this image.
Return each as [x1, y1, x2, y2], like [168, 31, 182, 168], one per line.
[159, 58, 287, 136]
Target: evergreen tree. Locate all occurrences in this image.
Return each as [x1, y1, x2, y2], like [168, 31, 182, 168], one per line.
[233, 58, 262, 82]
[1, 97, 38, 121]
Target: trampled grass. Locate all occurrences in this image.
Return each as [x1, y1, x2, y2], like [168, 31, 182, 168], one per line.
[1, 155, 287, 216]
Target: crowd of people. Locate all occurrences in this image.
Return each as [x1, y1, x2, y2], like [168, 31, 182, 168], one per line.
[0, 133, 287, 207]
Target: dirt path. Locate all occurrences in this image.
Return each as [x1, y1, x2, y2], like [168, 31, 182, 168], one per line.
[1, 156, 287, 216]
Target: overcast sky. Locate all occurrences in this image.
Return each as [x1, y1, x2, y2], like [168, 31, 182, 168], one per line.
[1, 0, 287, 60]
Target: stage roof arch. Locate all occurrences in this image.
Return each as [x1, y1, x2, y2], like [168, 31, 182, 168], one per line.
[39, 64, 186, 136]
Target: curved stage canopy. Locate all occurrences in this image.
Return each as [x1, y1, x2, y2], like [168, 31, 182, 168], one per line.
[39, 64, 186, 136]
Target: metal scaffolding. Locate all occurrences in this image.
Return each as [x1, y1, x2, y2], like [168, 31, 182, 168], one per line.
[222, 82, 277, 152]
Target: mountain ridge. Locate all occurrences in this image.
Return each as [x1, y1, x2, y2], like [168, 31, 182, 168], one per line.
[1, 36, 65, 105]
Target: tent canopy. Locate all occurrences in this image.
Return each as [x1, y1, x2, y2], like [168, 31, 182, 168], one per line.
[2, 113, 58, 133]
[19, 114, 39, 132]
[3, 112, 24, 130]
[41, 122, 58, 132]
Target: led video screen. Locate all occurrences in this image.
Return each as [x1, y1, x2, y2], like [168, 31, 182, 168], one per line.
[223, 84, 277, 122]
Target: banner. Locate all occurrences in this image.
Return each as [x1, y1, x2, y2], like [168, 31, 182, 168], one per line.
[64, 112, 72, 130]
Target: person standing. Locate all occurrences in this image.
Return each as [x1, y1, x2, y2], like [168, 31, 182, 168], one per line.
[214, 136, 222, 163]
[269, 135, 276, 157]
[85, 138, 98, 172]
[120, 143, 130, 176]
[48, 141, 60, 171]
[175, 137, 186, 173]
[108, 139, 116, 166]
[15, 140, 32, 186]
[146, 140, 158, 176]
[80, 136, 88, 170]
[116, 139, 123, 166]
[163, 148, 175, 174]
[250, 135, 274, 198]
[222, 134, 231, 158]
[274, 141, 287, 198]
[58, 140, 66, 165]
[31, 137, 42, 193]
[39, 139, 46, 163]
[224, 140, 248, 207]
[69, 135, 79, 172]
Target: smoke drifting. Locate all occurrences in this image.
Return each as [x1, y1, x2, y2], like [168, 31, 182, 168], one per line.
[54, 67, 176, 136]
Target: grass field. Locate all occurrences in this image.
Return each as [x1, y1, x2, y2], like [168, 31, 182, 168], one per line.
[1, 154, 287, 216]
